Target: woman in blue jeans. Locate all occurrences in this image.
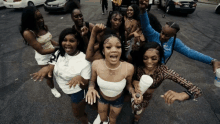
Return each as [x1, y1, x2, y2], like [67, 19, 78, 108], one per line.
[138, 0, 220, 72]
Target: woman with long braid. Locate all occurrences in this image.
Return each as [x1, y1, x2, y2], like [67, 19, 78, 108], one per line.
[139, 0, 220, 72]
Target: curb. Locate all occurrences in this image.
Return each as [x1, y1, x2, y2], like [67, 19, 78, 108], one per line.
[198, 1, 219, 5]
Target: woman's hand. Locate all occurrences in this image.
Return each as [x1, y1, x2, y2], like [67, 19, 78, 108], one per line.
[30, 66, 51, 82]
[81, 26, 89, 37]
[66, 75, 84, 88]
[92, 24, 106, 34]
[161, 90, 190, 105]
[212, 60, 220, 73]
[132, 93, 143, 104]
[139, 0, 149, 14]
[86, 87, 100, 105]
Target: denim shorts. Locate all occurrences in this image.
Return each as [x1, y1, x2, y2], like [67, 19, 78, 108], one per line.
[68, 89, 87, 104]
[98, 93, 124, 108]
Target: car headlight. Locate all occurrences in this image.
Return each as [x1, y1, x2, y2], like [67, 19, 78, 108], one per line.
[59, 2, 66, 7]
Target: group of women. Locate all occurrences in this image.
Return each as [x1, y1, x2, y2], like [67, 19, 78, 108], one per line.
[20, 0, 220, 124]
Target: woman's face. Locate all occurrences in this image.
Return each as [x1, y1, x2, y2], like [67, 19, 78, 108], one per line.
[35, 11, 44, 28]
[143, 48, 160, 71]
[127, 6, 134, 18]
[71, 9, 84, 27]
[103, 37, 122, 64]
[111, 14, 122, 30]
[62, 34, 79, 56]
[160, 25, 176, 42]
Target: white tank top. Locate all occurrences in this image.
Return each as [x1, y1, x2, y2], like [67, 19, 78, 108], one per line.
[97, 61, 127, 97]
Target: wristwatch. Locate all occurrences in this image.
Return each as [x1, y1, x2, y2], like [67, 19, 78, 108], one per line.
[211, 59, 217, 65]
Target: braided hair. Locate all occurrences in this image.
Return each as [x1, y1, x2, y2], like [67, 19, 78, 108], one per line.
[164, 22, 180, 63]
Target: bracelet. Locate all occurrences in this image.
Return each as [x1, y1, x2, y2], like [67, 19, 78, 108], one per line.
[183, 91, 194, 100]
[211, 59, 217, 65]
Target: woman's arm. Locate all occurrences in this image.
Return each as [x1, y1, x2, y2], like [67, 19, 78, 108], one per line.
[162, 65, 202, 99]
[174, 38, 214, 65]
[139, 6, 159, 42]
[86, 60, 100, 105]
[50, 39, 59, 46]
[23, 30, 55, 55]
[31, 64, 54, 82]
[86, 24, 105, 62]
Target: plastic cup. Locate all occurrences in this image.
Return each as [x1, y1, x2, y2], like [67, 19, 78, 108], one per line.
[214, 68, 220, 87]
[139, 75, 153, 95]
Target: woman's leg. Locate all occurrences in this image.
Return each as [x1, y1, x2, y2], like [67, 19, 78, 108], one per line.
[102, 1, 105, 13]
[72, 99, 88, 124]
[39, 65, 61, 98]
[109, 105, 123, 124]
[98, 101, 109, 122]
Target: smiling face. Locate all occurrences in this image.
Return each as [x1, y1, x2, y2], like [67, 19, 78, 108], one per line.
[143, 48, 160, 71]
[71, 9, 84, 27]
[103, 37, 122, 64]
[159, 25, 176, 42]
[35, 11, 44, 28]
[127, 6, 134, 18]
[111, 14, 122, 30]
[62, 34, 79, 56]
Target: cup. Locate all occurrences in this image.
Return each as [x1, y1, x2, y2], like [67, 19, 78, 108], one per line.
[214, 68, 220, 87]
[139, 75, 153, 95]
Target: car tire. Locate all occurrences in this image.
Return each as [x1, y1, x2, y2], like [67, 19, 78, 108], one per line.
[215, 6, 220, 14]
[28, 1, 34, 6]
[166, 5, 171, 14]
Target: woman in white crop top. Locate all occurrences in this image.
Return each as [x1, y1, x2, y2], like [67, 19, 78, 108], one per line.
[31, 28, 91, 124]
[86, 24, 141, 124]
[20, 6, 60, 98]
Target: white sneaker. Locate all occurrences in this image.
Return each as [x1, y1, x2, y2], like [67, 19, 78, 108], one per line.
[102, 13, 105, 15]
[93, 114, 109, 124]
[51, 88, 61, 98]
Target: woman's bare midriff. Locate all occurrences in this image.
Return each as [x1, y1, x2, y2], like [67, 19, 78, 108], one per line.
[99, 89, 123, 101]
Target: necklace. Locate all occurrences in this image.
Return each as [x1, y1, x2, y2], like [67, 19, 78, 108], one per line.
[104, 60, 122, 75]
[64, 51, 80, 66]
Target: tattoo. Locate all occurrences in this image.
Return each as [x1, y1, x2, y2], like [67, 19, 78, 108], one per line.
[98, 109, 107, 113]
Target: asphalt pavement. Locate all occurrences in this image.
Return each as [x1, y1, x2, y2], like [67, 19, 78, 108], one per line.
[0, 0, 220, 124]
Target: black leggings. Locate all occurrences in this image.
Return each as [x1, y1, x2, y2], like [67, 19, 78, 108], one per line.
[102, 0, 108, 13]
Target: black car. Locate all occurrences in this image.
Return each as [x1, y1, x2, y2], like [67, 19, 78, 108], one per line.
[44, 0, 80, 13]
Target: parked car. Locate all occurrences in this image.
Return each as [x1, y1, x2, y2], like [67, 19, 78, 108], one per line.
[215, 3, 220, 14]
[115, 0, 153, 13]
[3, 0, 46, 8]
[44, 0, 80, 13]
[159, 0, 197, 15]
[0, 0, 4, 7]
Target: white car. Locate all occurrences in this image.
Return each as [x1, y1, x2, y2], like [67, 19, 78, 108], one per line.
[3, 0, 46, 8]
[0, 0, 4, 7]
[215, 3, 220, 14]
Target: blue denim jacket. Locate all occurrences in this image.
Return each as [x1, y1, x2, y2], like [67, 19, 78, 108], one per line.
[140, 11, 213, 64]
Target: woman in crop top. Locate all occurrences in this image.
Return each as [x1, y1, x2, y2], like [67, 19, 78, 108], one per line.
[31, 28, 91, 124]
[20, 6, 60, 98]
[132, 42, 202, 124]
[86, 28, 140, 124]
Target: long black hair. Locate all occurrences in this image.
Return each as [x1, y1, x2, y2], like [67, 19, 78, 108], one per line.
[134, 42, 164, 67]
[19, 6, 48, 44]
[164, 22, 180, 63]
[127, 4, 140, 21]
[99, 33, 127, 61]
[106, 11, 125, 42]
[58, 28, 85, 56]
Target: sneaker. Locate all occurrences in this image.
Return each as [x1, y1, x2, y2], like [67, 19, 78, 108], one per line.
[93, 114, 109, 124]
[102, 13, 105, 15]
[51, 88, 61, 98]
[93, 114, 101, 124]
